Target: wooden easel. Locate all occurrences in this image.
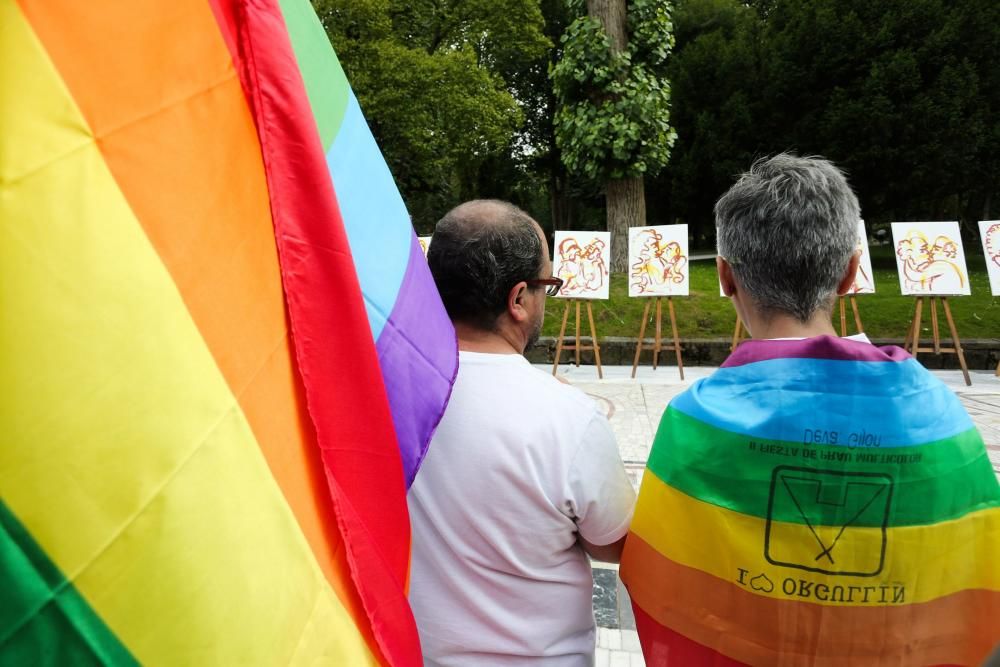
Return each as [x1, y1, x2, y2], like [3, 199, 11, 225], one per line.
[552, 299, 603, 379]
[731, 314, 746, 351]
[838, 296, 865, 336]
[631, 297, 684, 379]
[902, 296, 971, 386]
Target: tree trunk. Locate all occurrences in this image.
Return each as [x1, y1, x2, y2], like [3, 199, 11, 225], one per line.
[587, 0, 627, 53]
[607, 177, 646, 272]
[588, 0, 644, 273]
[549, 171, 570, 231]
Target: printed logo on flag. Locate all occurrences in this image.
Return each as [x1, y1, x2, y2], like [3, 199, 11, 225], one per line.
[764, 467, 893, 577]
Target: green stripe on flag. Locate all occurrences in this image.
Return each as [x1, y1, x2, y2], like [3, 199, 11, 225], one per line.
[277, 0, 350, 150]
[648, 407, 1000, 527]
[0, 500, 136, 666]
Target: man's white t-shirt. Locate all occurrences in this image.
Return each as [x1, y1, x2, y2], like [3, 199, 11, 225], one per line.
[408, 351, 636, 666]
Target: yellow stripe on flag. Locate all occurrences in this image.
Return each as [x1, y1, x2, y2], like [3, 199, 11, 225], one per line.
[0, 4, 374, 664]
[631, 470, 1000, 606]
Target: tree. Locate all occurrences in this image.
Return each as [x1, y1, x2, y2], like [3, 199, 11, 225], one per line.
[645, 0, 761, 246]
[313, 0, 549, 229]
[552, 0, 677, 271]
[650, 0, 999, 245]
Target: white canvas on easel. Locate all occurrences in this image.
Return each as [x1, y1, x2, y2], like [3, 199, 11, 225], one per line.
[553, 231, 611, 300]
[628, 225, 689, 297]
[893, 221, 972, 385]
[980, 220, 1000, 296]
[891, 221, 971, 296]
[851, 220, 876, 294]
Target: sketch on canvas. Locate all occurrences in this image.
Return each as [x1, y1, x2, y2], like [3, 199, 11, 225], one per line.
[979, 220, 1000, 296]
[849, 220, 876, 294]
[891, 221, 971, 296]
[628, 225, 689, 297]
[553, 231, 611, 299]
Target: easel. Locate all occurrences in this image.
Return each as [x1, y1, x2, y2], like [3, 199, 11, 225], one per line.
[631, 297, 684, 379]
[552, 299, 603, 379]
[902, 296, 971, 386]
[837, 296, 865, 336]
[731, 315, 746, 351]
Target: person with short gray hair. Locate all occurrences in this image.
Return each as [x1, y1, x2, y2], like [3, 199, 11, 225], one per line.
[715, 152, 861, 330]
[409, 200, 636, 666]
[620, 154, 999, 664]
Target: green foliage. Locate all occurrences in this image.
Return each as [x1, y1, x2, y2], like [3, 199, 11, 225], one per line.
[551, 0, 678, 182]
[313, 0, 548, 228]
[651, 0, 1000, 247]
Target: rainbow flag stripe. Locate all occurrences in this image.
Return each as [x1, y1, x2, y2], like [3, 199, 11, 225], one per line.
[277, 0, 457, 487]
[1, 1, 453, 664]
[620, 336, 1000, 665]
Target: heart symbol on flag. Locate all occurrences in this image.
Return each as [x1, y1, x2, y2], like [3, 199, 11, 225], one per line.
[750, 573, 774, 593]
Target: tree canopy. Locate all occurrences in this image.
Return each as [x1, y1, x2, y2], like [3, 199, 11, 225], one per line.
[314, 0, 549, 230]
[551, 0, 677, 182]
[318, 0, 999, 250]
[652, 0, 1000, 245]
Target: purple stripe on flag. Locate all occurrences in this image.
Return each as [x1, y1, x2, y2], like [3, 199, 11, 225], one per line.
[375, 234, 458, 486]
[723, 335, 911, 368]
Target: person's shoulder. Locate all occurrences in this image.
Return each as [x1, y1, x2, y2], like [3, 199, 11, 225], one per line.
[519, 364, 602, 415]
[458, 352, 599, 413]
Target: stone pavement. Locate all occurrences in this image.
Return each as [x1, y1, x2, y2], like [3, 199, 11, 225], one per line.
[541, 363, 1000, 666]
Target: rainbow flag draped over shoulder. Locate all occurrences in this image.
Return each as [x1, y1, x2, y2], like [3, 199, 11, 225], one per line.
[620, 336, 1000, 666]
[0, 0, 455, 665]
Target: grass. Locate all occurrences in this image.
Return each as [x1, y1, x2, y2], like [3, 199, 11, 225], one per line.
[542, 247, 1000, 340]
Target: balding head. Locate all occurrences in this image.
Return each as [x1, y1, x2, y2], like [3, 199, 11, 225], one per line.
[428, 199, 546, 331]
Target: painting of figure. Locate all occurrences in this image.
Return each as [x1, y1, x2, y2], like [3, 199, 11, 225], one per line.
[891, 221, 971, 296]
[553, 231, 611, 299]
[979, 220, 1000, 296]
[850, 220, 876, 294]
[418, 236, 431, 257]
[628, 225, 689, 297]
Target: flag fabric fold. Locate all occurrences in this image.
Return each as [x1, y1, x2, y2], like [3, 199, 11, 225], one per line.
[1, 0, 453, 664]
[620, 336, 1000, 666]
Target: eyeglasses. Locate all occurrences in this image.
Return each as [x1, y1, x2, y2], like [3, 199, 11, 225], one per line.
[525, 277, 564, 296]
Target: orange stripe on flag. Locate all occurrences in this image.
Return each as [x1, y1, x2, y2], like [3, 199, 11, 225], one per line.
[622, 534, 999, 666]
[16, 0, 373, 652]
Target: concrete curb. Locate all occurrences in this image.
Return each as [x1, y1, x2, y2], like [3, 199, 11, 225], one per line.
[529, 337, 1000, 371]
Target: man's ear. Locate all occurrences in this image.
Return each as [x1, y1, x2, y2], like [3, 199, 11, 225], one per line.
[836, 251, 862, 296]
[717, 256, 737, 297]
[507, 281, 530, 323]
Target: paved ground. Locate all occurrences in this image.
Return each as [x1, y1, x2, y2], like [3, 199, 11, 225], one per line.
[542, 363, 1000, 666]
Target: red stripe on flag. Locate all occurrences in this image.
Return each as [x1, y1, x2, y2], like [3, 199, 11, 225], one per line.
[633, 604, 747, 666]
[216, 1, 420, 664]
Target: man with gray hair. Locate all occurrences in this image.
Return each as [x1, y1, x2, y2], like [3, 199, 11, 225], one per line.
[620, 154, 1000, 664]
[409, 200, 636, 666]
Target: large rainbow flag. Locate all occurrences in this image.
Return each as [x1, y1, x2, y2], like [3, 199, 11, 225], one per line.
[620, 336, 1000, 665]
[1, 0, 455, 664]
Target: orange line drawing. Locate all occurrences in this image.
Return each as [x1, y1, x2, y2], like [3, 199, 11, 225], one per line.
[985, 223, 1000, 270]
[630, 228, 687, 295]
[556, 236, 608, 296]
[850, 236, 874, 294]
[896, 230, 966, 294]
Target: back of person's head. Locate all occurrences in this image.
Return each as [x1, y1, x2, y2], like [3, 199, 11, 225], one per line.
[428, 199, 544, 330]
[715, 153, 860, 322]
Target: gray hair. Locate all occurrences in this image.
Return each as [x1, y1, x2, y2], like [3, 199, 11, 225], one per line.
[428, 200, 544, 330]
[715, 153, 860, 322]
